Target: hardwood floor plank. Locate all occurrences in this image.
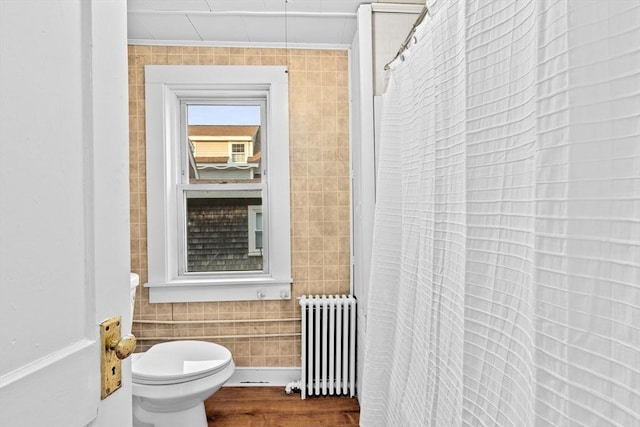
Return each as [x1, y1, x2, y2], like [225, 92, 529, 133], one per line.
[206, 387, 360, 427]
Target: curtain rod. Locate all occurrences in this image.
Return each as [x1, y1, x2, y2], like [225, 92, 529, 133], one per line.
[384, 5, 430, 71]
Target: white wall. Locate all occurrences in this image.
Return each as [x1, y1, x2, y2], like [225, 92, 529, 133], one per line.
[350, 4, 375, 398]
[372, 10, 422, 95]
[350, 2, 425, 399]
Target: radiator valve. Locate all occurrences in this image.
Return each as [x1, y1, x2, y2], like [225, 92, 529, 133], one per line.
[285, 380, 302, 394]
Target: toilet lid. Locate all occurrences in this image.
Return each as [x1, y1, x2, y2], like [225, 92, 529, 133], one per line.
[132, 340, 232, 385]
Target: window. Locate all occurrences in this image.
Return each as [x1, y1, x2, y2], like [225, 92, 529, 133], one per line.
[231, 143, 246, 163]
[145, 65, 291, 302]
[248, 205, 263, 256]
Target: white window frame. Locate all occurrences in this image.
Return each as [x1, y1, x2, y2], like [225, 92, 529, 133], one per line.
[145, 65, 291, 303]
[248, 205, 263, 256]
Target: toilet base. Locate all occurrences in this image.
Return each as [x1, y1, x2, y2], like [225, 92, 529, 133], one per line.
[133, 398, 207, 427]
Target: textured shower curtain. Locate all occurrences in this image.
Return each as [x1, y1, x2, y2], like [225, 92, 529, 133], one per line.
[360, 1, 640, 426]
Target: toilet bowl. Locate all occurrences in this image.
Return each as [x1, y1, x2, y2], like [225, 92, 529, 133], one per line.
[128, 274, 235, 427]
[131, 340, 235, 427]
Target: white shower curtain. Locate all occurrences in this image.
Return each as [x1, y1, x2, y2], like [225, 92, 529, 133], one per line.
[360, 1, 640, 426]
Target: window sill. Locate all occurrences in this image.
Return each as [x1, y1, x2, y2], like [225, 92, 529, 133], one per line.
[145, 277, 292, 303]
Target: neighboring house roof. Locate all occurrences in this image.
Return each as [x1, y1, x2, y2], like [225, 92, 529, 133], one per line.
[247, 152, 261, 163]
[188, 125, 259, 138]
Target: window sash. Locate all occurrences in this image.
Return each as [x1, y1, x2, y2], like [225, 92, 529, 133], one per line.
[178, 98, 266, 276]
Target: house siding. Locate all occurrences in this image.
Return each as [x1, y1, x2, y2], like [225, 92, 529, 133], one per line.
[187, 198, 263, 272]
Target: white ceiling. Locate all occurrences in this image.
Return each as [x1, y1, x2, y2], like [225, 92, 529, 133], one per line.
[127, 0, 378, 47]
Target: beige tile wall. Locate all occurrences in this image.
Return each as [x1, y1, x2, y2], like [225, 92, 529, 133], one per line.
[128, 46, 351, 367]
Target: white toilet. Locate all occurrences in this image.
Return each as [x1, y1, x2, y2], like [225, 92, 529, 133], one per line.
[128, 274, 235, 427]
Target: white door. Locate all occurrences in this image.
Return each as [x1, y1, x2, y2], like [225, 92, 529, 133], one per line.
[0, 1, 132, 426]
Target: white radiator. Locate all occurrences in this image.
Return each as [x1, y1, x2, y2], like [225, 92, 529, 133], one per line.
[299, 295, 357, 399]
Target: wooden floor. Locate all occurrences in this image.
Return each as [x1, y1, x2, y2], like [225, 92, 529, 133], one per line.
[205, 387, 360, 427]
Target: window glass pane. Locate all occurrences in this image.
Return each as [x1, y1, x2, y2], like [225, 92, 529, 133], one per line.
[249, 207, 263, 257]
[231, 144, 246, 163]
[186, 105, 262, 184]
[256, 212, 262, 230]
[186, 191, 263, 273]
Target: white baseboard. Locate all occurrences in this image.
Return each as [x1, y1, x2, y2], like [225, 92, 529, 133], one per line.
[225, 367, 301, 387]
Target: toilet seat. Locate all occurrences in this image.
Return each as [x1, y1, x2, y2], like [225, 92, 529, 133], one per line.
[132, 340, 232, 385]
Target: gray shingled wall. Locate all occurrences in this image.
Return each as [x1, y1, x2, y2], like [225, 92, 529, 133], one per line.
[187, 198, 263, 272]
